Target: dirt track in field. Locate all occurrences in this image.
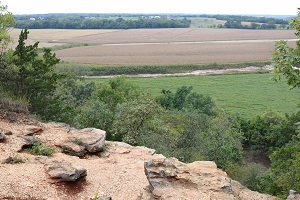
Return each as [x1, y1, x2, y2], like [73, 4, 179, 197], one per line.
[85, 65, 274, 79]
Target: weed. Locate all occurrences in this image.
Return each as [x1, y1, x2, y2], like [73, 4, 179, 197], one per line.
[28, 142, 55, 156]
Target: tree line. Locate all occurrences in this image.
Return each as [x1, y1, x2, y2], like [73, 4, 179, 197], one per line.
[13, 13, 290, 30]
[220, 20, 280, 29]
[14, 16, 191, 29]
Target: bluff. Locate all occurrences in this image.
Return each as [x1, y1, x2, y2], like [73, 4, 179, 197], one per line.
[0, 111, 280, 199]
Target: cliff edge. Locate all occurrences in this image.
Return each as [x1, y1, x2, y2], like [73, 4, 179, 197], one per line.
[0, 112, 275, 200]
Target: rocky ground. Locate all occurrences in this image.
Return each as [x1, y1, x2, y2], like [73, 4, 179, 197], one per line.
[0, 110, 295, 200]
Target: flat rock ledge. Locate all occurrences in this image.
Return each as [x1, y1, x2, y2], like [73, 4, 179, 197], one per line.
[144, 157, 274, 200]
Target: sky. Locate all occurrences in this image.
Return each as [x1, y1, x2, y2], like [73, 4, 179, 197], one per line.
[2, 0, 300, 16]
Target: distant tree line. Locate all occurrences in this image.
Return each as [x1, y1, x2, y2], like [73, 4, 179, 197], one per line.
[182, 14, 290, 25]
[220, 20, 280, 29]
[14, 16, 191, 29]
[13, 13, 290, 30]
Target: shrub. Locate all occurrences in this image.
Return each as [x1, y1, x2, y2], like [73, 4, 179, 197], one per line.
[28, 142, 55, 156]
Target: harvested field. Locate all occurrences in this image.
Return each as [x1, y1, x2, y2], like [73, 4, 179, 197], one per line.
[10, 28, 297, 65]
[9, 28, 119, 48]
[55, 40, 295, 65]
[58, 28, 296, 44]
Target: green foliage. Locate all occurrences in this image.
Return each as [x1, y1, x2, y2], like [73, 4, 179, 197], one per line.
[138, 111, 184, 157]
[74, 99, 114, 131]
[156, 86, 216, 116]
[28, 142, 55, 156]
[0, 3, 15, 57]
[225, 162, 264, 191]
[240, 111, 295, 156]
[269, 140, 300, 195]
[15, 16, 191, 29]
[184, 92, 215, 116]
[273, 8, 300, 89]
[176, 111, 210, 162]
[113, 73, 299, 117]
[72, 76, 141, 140]
[57, 61, 270, 76]
[0, 29, 61, 118]
[112, 92, 163, 144]
[199, 112, 244, 168]
[173, 86, 193, 110]
[257, 170, 285, 198]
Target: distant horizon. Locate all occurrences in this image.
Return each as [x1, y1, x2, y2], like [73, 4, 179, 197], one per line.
[2, 0, 299, 16]
[13, 12, 296, 18]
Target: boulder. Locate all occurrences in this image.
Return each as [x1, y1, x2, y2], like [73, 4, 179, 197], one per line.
[71, 128, 106, 153]
[144, 157, 273, 200]
[59, 128, 106, 157]
[45, 160, 87, 182]
[61, 142, 87, 158]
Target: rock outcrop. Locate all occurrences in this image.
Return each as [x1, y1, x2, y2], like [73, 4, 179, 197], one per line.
[0, 113, 278, 200]
[144, 157, 273, 200]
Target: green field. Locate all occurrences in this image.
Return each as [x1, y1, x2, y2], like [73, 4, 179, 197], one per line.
[90, 73, 300, 118]
[189, 17, 225, 28]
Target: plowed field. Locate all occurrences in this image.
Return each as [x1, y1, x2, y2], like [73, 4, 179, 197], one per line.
[10, 28, 297, 65]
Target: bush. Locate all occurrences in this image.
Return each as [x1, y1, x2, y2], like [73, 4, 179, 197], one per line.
[225, 162, 264, 191]
[28, 142, 55, 156]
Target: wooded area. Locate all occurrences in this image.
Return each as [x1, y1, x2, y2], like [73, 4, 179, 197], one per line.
[13, 13, 290, 29]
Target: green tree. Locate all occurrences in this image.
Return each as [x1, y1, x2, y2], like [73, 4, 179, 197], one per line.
[269, 140, 300, 194]
[263, 9, 300, 197]
[199, 112, 244, 168]
[74, 99, 114, 131]
[273, 9, 300, 88]
[8, 29, 60, 116]
[0, 3, 15, 57]
[156, 86, 215, 115]
[112, 92, 163, 144]
[241, 111, 294, 156]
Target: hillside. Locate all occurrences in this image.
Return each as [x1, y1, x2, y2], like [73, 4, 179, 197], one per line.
[0, 110, 286, 200]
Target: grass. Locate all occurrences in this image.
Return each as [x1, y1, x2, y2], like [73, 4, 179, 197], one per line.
[39, 43, 93, 52]
[189, 17, 225, 28]
[27, 142, 55, 156]
[89, 72, 300, 118]
[56, 61, 270, 76]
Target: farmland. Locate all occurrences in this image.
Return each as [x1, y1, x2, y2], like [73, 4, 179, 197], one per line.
[9, 28, 300, 116]
[90, 73, 300, 117]
[10, 28, 296, 66]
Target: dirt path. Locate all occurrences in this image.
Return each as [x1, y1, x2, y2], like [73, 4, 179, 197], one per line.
[100, 39, 297, 46]
[85, 65, 274, 79]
